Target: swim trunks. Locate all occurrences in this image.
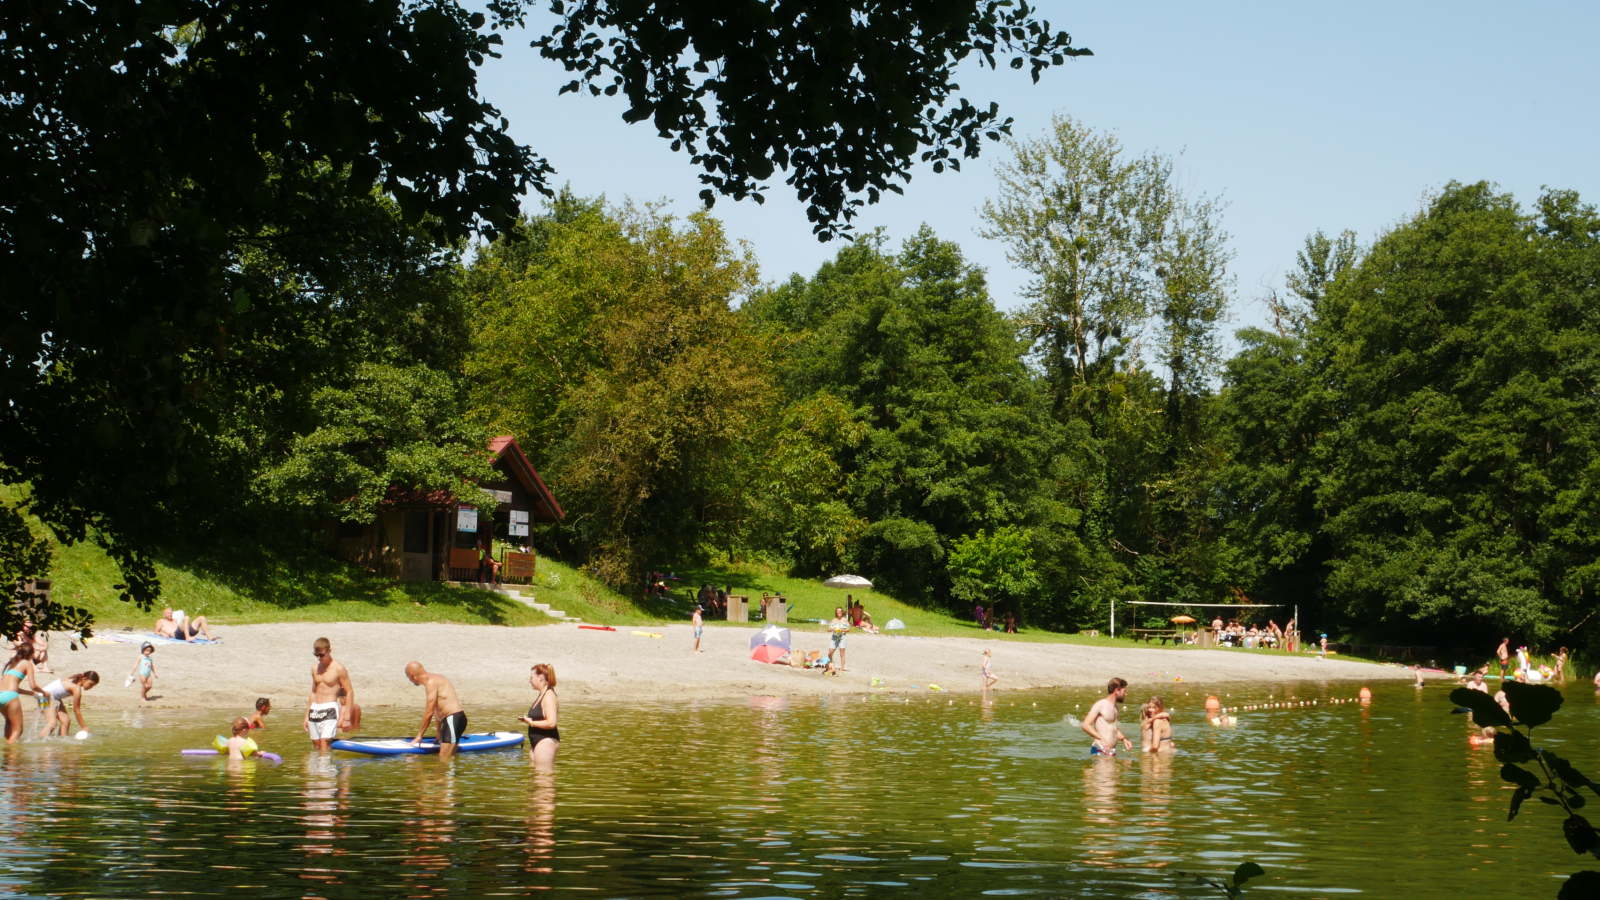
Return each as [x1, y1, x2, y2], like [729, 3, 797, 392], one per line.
[307, 701, 341, 741]
[439, 710, 467, 745]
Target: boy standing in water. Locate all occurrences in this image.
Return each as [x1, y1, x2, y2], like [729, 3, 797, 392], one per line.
[247, 698, 270, 730]
[304, 637, 355, 751]
[1081, 677, 1133, 755]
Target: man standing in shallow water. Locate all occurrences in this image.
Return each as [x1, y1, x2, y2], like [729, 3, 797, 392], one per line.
[406, 662, 466, 760]
[1081, 677, 1134, 755]
[304, 637, 355, 751]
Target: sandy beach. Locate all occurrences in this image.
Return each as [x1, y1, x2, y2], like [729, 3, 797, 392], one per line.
[46, 621, 1414, 712]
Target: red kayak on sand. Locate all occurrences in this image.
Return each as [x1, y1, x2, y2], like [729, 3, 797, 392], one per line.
[579, 625, 616, 631]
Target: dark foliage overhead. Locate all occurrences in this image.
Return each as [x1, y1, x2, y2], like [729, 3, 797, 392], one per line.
[516, 0, 1090, 237]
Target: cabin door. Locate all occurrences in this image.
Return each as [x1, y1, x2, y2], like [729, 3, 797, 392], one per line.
[401, 511, 432, 582]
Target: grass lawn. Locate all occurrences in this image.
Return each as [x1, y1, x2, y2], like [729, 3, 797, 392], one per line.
[44, 534, 669, 631]
[25, 500, 1344, 657]
[661, 562, 1135, 646]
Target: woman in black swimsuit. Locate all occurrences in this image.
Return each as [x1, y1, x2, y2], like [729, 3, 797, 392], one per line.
[519, 663, 560, 768]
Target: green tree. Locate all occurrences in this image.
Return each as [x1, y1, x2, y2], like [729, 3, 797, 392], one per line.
[746, 227, 1063, 606]
[468, 203, 772, 585]
[525, 0, 1091, 237]
[947, 526, 1041, 619]
[4, 0, 1087, 622]
[1222, 183, 1600, 647]
[978, 116, 1242, 624]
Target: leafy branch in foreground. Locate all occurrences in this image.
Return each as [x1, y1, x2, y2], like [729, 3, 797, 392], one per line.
[1450, 683, 1600, 898]
[1177, 861, 1264, 898]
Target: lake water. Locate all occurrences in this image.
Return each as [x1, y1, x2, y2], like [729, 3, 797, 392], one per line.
[1, 680, 1593, 898]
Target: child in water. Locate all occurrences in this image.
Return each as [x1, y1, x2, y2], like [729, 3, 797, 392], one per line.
[1141, 696, 1175, 752]
[129, 643, 156, 701]
[247, 698, 271, 730]
[225, 717, 252, 760]
[981, 648, 998, 691]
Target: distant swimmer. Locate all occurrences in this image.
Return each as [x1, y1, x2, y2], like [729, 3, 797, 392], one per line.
[405, 662, 466, 760]
[1141, 695, 1174, 753]
[1081, 677, 1133, 756]
[304, 637, 355, 751]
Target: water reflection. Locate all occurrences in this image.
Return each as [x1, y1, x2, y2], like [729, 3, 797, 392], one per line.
[0, 682, 1591, 898]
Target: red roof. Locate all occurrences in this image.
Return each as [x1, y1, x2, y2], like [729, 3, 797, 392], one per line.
[489, 435, 565, 521]
[374, 435, 564, 521]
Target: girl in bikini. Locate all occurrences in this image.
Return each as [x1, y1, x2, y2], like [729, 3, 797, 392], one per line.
[520, 663, 560, 769]
[1, 641, 41, 743]
[38, 671, 99, 738]
[1141, 695, 1175, 753]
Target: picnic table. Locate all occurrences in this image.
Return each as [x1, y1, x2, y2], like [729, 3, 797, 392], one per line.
[1128, 628, 1186, 645]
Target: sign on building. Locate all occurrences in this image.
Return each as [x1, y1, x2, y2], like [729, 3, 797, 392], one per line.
[456, 507, 478, 532]
[509, 508, 529, 537]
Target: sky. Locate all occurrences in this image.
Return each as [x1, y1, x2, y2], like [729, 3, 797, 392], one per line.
[473, 1, 1600, 335]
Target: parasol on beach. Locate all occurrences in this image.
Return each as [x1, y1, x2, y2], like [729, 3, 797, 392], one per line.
[749, 625, 791, 664]
[823, 574, 873, 589]
[1170, 615, 1197, 624]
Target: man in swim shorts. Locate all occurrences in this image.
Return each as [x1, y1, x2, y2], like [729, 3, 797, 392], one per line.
[406, 662, 466, 760]
[155, 607, 217, 642]
[1496, 637, 1510, 681]
[304, 637, 355, 751]
[1081, 677, 1133, 756]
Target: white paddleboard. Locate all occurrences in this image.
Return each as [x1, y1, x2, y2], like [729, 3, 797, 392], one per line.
[331, 731, 525, 756]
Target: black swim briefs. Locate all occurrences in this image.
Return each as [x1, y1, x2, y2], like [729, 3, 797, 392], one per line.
[439, 710, 467, 745]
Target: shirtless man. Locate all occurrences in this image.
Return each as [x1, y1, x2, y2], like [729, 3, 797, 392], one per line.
[304, 637, 355, 751]
[405, 662, 467, 760]
[155, 607, 216, 642]
[1081, 677, 1134, 755]
[1468, 670, 1490, 693]
[1496, 638, 1510, 681]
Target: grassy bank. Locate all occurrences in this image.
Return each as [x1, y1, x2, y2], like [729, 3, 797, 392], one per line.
[35, 519, 1336, 657]
[45, 536, 660, 630]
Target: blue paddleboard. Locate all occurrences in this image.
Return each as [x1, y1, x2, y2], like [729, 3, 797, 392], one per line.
[331, 731, 525, 756]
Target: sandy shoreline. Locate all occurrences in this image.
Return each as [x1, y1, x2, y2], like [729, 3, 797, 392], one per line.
[35, 621, 1415, 712]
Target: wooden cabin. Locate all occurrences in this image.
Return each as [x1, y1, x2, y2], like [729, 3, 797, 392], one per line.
[328, 435, 564, 583]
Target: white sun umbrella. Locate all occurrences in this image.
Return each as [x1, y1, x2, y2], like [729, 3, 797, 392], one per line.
[823, 574, 873, 589]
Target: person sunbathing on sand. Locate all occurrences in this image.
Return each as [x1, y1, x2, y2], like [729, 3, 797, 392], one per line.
[154, 607, 216, 642]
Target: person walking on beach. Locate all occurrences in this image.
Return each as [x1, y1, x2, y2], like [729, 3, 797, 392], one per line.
[1081, 677, 1133, 756]
[38, 671, 98, 738]
[129, 642, 157, 701]
[519, 663, 561, 768]
[1496, 638, 1510, 681]
[828, 607, 850, 672]
[304, 637, 355, 751]
[691, 605, 703, 655]
[0, 641, 41, 743]
[981, 648, 998, 691]
[406, 662, 466, 760]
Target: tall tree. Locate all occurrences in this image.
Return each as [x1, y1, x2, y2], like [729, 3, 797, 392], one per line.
[4, 1, 1083, 622]
[468, 203, 772, 585]
[747, 227, 1061, 606]
[978, 116, 1240, 624]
